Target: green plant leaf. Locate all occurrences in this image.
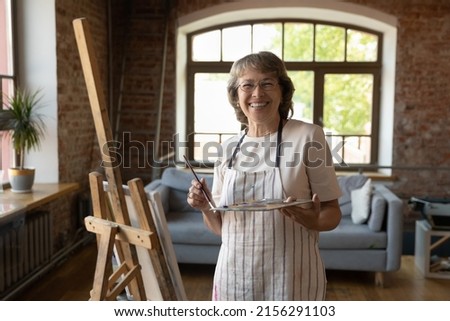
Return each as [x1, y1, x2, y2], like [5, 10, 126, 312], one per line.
[1, 88, 47, 169]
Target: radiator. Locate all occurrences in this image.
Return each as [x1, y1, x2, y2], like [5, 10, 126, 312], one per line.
[0, 211, 53, 295]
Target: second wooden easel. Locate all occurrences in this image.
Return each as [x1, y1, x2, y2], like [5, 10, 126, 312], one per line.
[73, 17, 180, 300]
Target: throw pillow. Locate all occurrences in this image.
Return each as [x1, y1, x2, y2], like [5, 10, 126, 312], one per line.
[337, 175, 370, 216]
[368, 191, 387, 231]
[351, 178, 372, 224]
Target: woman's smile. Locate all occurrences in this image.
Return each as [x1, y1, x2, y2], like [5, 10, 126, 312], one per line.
[248, 101, 269, 109]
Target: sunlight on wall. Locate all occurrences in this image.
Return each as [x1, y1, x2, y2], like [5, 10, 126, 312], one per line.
[16, 0, 58, 183]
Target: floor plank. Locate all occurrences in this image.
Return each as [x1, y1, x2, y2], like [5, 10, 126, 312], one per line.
[11, 240, 450, 301]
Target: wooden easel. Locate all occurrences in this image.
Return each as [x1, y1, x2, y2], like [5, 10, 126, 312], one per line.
[73, 17, 178, 300]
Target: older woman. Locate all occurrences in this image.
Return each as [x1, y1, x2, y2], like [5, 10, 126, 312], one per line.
[187, 51, 341, 301]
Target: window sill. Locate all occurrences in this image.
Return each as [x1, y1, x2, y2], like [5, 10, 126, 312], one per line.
[336, 171, 396, 182]
[0, 182, 80, 225]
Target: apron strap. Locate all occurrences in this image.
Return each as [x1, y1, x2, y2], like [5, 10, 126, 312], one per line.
[228, 129, 247, 169]
[275, 119, 283, 168]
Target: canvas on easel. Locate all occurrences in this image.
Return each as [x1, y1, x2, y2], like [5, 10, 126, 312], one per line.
[103, 180, 187, 300]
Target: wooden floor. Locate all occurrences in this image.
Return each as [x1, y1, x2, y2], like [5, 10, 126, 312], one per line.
[12, 239, 450, 301]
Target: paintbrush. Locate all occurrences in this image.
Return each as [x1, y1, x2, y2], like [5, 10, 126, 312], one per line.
[183, 155, 215, 210]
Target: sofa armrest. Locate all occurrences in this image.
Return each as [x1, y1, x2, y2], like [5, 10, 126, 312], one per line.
[145, 179, 170, 214]
[374, 184, 403, 271]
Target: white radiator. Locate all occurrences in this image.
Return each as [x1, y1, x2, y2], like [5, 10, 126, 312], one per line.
[0, 211, 53, 295]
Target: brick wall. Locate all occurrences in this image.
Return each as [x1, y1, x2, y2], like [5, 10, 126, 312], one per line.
[350, 1, 450, 197]
[53, 0, 109, 248]
[108, 0, 177, 183]
[54, 0, 450, 242]
[56, 0, 109, 186]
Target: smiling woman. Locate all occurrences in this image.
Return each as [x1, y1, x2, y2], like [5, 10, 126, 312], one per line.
[186, 51, 342, 301]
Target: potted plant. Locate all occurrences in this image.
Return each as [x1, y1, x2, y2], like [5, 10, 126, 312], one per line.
[0, 88, 47, 192]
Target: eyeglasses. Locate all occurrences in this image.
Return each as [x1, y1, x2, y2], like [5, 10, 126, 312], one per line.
[238, 80, 278, 93]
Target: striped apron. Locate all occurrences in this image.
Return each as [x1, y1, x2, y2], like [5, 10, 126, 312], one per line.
[212, 121, 326, 301]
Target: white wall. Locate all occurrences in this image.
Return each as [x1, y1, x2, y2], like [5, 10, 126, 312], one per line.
[16, 0, 58, 183]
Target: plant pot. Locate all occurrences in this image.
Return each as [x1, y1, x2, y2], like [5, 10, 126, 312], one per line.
[8, 167, 35, 193]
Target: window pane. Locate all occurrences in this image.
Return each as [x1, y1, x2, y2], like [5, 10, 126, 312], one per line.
[324, 74, 373, 164]
[315, 24, 345, 61]
[1, 77, 13, 96]
[192, 30, 221, 61]
[347, 29, 378, 62]
[288, 70, 314, 122]
[0, 0, 13, 75]
[326, 134, 371, 165]
[222, 25, 251, 61]
[1, 0, 13, 173]
[252, 23, 282, 57]
[323, 74, 373, 135]
[0, 79, 13, 170]
[194, 73, 240, 161]
[342, 136, 371, 164]
[284, 23, 314, 61]
[194, 133, 235, 163]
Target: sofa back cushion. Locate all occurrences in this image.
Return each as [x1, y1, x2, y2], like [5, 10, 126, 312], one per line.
[337, 175, 369, 216]
[161, 167, 214, 212]
[368, 191, 387, 231]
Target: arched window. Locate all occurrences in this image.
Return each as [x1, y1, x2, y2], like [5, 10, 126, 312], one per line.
[187, 20, 381, 168]
[176, 3, 397, 174]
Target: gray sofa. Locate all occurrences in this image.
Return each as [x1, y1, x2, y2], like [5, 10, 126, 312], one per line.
[145, 167, 403, 285]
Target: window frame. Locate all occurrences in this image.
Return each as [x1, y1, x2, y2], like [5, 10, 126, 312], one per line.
[185, 19, 383, 169]
[0, 0, 17, 94]
[0, 0, 17, 176]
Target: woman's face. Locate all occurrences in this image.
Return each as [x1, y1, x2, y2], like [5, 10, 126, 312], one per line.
[237, 69, 282, 126]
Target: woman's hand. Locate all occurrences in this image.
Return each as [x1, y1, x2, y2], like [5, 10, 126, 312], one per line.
[187, 177, 213, 212]
[281, 194, 320, 227]
[187, 177, 222, 236]
[280, 194, 341, 231]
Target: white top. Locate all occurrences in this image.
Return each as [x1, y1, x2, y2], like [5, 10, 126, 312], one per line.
[213, 119, 342, 204]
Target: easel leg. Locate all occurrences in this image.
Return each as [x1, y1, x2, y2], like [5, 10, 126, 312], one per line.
[89, 172, 146, 301]
[89, 223, 118, 300]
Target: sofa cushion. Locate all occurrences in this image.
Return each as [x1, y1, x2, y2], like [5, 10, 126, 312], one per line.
[166, 210, 222, 245]
[368, 191, 387, 232]
[351, 178, 372, 224]
[337, 175, 369, 216]
[319, 216, 387, 249]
